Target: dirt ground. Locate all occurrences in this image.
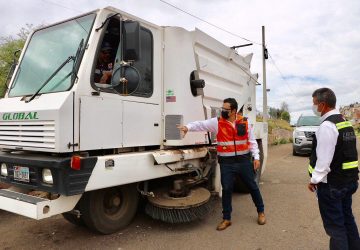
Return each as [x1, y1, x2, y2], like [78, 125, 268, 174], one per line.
[0, 143, 359, 250]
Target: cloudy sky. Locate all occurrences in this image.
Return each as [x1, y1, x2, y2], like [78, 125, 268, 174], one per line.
[1, 0, 359, 123]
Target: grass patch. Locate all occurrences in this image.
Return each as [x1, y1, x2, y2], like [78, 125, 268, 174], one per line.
[272, 138, 291, 145]
[279, 138, 288, 144]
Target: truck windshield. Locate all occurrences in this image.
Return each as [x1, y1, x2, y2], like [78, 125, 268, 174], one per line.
[297, 116, 321, 126]
[9, 13, 96, 97]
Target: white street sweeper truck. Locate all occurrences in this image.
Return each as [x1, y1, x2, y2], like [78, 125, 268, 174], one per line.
[0, 6, 268, 234]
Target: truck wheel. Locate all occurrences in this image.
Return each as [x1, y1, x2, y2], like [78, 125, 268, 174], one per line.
[62, 211, 85, 227]
[79, 184, 139, 234]
[234, 139, 264, 193]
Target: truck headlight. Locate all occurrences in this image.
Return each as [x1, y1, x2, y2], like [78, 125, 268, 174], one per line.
[294, 131, 305, 137]
[42, 168, 53, 184]
[1, 163, 8, 176]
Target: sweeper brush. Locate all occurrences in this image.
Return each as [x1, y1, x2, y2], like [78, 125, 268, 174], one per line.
[145, 187, 213, 223]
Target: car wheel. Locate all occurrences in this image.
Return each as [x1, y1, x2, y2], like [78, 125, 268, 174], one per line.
[292, 148, 299, 156]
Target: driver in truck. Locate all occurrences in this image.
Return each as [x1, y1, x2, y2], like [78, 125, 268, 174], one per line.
[94, 42, 114, 84]
[178, 98, 266, 231]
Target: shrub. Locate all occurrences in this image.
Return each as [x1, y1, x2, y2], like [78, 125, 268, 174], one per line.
[280, 111, 290, 123]
[279, 138, 288, 144]
[272, 140, 279, 145]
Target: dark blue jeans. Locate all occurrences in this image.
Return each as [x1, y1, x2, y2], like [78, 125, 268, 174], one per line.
[220, 159, 264, 220]
[317, 181, 360, 250]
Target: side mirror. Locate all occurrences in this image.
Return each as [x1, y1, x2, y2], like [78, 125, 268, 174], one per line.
[111, 64, 140, 95]
[123, 21, 141, 61]
[190, 70, 205, 96]
[190, 79, 205, 96]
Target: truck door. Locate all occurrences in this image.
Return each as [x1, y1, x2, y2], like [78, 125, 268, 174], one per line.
[80, 16, 161, 151]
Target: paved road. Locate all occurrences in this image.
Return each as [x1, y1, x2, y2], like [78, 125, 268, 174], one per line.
[0, 143, 359, 250]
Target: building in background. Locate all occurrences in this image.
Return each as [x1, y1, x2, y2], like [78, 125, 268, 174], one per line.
[340, 103, 360, 124]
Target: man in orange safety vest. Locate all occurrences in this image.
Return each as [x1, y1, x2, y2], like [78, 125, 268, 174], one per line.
[178, 98, 265, 231]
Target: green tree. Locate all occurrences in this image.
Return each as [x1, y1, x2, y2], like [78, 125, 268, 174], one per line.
[269, 107, 279, 119]
[281, 111, 290, 122]
[0, 24, 37, 97]
[280, 101, 289, 112]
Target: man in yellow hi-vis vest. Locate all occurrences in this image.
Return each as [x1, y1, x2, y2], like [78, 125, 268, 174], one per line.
[308, 88, 360, 250]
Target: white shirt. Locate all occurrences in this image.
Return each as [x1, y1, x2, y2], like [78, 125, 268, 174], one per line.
[186, 117, 260, 160]
[311, 110, 339, 184]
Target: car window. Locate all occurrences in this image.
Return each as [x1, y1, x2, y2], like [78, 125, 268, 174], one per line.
[297, 116, 321, 126]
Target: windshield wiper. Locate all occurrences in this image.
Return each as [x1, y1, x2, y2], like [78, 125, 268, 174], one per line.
[26, 39, 84, 103]
[71, 38, 84, 83]
[26, 56, 75, 103]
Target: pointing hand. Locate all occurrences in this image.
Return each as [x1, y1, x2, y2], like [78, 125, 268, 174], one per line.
[177, 125, 188, 137]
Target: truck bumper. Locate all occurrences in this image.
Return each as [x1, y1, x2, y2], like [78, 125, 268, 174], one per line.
[0, 151, 97, 195]
[0, 189, 81, 219]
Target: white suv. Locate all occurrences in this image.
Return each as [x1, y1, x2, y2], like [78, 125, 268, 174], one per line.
[293, 115, 321, 156]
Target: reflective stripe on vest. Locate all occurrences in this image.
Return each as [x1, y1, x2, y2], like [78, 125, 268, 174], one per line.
[218, 149, 250, 157]
[342, 161, 359, 170]
[308, 165, 314, 174]
[336, 121, 352, 130]
[308, 161, 358, 174]
[218, 140, 247, 146]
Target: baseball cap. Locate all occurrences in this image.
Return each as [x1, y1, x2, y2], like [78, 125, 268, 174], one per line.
[101, 42, 112, 51]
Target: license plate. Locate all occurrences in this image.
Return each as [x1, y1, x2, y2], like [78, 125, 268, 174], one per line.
[14, 166, 30, 182]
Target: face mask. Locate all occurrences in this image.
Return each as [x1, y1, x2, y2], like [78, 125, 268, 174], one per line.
[221, 110, 230, 119]
[312, 104, 321, 116]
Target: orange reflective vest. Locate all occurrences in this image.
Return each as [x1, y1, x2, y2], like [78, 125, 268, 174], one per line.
[216, 116, 250, 157]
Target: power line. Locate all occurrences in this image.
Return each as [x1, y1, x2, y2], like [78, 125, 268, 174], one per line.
[238, 65, 262, 86]
[267, 52, 309, 107]
[157, 0, 309, 111]
[159, 0, 262, 46]
[40, 0, 81, 13]
[37, 1, 262, 85]
[158, 0, 263, 85]
[267, 52, 297, 97]
[39, 0, 262, 47]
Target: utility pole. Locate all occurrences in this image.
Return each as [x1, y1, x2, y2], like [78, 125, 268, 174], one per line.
[262, 26, 268, 122]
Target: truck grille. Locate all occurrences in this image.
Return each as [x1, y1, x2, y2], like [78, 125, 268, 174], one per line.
[0, 120, 55, 149]
[304, 131, 315, 139]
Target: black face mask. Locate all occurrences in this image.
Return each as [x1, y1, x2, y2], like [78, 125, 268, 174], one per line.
[221, 110, 230, 119]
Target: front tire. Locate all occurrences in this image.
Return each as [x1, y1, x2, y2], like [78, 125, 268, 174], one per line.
[79, 184, 139, 234]
[292, 147, 299, 156]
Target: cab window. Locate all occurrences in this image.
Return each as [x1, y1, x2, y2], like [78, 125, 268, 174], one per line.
[132, 27, 153, 97]
[93, 18, 119, 86]
[93, 18, 153, 98]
